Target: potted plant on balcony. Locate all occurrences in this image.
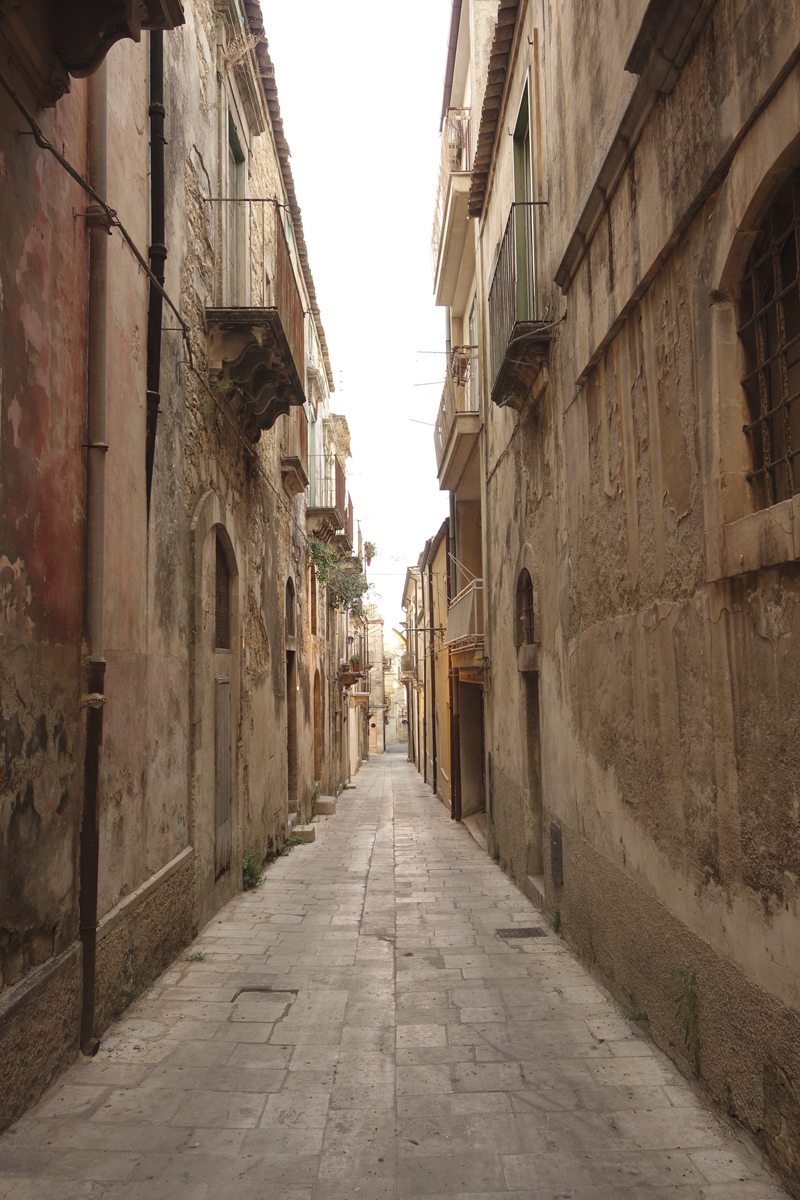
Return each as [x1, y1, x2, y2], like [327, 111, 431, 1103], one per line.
[349, 654, 361, 670]
[364, 541, 376, 567]
[400, 652, 414, 679]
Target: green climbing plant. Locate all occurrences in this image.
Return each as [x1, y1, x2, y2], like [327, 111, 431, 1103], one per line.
[307, 539, 370, 614]
[670, 967, 700, 1074]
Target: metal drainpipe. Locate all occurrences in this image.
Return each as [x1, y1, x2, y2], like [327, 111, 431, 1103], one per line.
[145, 30, 166, 517]
[428, 560, 437, 797]
[445, 518, 460, 821]
[80, 60, 109, 1057]
[414, 578, 421, 774]
[423, 608, 428, 784]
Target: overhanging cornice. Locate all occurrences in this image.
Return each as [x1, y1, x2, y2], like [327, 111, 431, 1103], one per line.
[467, 0, 520, 220]
[554, 0, 716, 292]
[242, 0, 335, 395]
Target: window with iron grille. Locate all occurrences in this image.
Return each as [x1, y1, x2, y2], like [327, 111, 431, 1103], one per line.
[738, 167, 800, 509]
[285, 577, 296, 638]
[516, 569, 535, 646]
[215, 536, 231, 650]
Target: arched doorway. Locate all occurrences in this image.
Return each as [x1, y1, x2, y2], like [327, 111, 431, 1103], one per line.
[189, 485, 242, 928]
[214, 534, 233, 878]
[286, 576, 298, 812]
[314, 670, 322, 782]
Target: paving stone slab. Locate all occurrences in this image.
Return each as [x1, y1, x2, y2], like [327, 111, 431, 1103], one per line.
[0, 755, 789, 1200]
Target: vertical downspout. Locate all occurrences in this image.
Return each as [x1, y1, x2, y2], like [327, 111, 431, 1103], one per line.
[422, 580, 428, 784]
[145, 30, 166, 517]
[449, 492, 458, 598]
[414, 578, 421, 774]
[428, 560, 437, 797]
[80, 61, 109, 1056]
[446, 520, 455, 819]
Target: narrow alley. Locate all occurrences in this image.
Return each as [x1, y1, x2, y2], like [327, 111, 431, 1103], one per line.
[0, 753, 787, 1200]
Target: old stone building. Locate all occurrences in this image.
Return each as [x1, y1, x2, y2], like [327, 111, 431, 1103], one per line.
[0, 0, 368, 1130]
[425, 0, 800, 1187]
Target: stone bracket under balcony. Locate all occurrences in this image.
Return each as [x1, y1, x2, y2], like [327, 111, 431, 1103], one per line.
[306, 507, 343, 542]
[281, 455, 308, 499]
[491, 323, 550, 412]
[206, 308, 305, 443]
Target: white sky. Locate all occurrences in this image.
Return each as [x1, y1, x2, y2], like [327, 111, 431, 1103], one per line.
[262, 1, 453, 630]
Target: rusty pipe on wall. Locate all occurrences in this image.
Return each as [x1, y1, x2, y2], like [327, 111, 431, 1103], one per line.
[145, 30, 166, 517]
[80, 60, 109, 1057]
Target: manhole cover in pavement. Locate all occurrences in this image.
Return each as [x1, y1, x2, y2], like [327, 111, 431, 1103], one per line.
[496, 927, 546, 939]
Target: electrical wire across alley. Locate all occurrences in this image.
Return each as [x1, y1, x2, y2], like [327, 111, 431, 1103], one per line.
[0, 67, 344, 561]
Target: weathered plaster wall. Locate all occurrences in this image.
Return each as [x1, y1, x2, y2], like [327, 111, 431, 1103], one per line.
[479, 0, 800, 1185]
[1, 0, 342, 1125]
[0, 78, 89, 1117]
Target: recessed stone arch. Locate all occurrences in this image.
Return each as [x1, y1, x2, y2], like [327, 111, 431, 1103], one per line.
[694, 76, 800, 580]
[189, 486, 243, 928]
[512, 542, 539, 656]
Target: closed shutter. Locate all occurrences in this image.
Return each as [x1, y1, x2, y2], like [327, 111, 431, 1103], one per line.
[215, 678, 232, 876]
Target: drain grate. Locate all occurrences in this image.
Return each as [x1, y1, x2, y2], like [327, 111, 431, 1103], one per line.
[496, 927, 546, 939]
[231, 986, 299, 1001]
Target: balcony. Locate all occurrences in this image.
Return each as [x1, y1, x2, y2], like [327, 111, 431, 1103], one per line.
[338, 662, 365, 687]
[307, 456, 346, 542]
[434, 351, 481, 491]
[205, 199, 305, 441]
[445, 580, 484, 651]
[332, 493, 354, 555]
[281, 404, 309, 498]
[0, 0, 184, 107]
[432, 108, 474, 307]
[488, 203, 550, 412]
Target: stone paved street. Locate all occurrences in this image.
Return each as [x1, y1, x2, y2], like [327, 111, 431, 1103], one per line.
[0, 753, 789, 1200]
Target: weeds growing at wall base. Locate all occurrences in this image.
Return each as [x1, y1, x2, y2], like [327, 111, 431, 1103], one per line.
[242, 850, 264, 890]
[670, 966, 700, 1074]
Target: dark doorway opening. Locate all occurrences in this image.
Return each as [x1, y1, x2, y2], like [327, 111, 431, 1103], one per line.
[525, 671, 544, 890]
[286, 650, 298, 811]
[313, 669, 322, 782]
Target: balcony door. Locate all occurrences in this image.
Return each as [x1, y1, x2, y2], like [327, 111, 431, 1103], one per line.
[225, 114, 245, 306]
[513, 85, 534, 322]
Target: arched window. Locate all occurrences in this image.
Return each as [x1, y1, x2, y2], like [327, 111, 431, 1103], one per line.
[285, 577, 296, 638]
[215, 535, 231, 649]
[738, 166, 800, 509]
[310, 564, 317, 635]
[516, 569, 535, 646]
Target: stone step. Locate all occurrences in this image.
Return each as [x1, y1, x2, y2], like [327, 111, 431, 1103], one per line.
[462, 811, 489, 854]
[316, 797, 336, 816]
[293, 824, 315, 843]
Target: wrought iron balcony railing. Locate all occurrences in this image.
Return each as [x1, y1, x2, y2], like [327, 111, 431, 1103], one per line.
[432, 107, 472, 275]
[307, 456, 351, 545]
[434, 358, 478, 468]
[204, 198, 306, 436]
[487, 202, 550, 411]
[280, 404, 309, 498]
[445, 580, 484, 650]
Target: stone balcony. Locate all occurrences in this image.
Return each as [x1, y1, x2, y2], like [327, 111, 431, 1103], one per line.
[205, 202, 305, 440]
[434, 369, 481, 492]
